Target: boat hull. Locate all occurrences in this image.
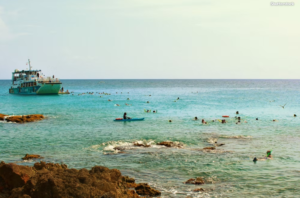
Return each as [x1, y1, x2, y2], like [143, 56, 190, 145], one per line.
[9, 83, 61, 95]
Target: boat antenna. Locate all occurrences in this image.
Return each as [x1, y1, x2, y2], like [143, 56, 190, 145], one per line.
[28, 59, 32, 70]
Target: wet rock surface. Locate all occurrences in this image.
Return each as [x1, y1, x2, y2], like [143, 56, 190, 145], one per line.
[0, 114, 8, 121]
[1, 114, 44, 123]
[22, 154, 43, 161]
[135, 183, 161, 196]
[203, 147, 216, 150]
[193, 188, 205, 192]
[0, 161, 160, 198]
[157, 141, 183, 148]
[184, 177, 205, 185]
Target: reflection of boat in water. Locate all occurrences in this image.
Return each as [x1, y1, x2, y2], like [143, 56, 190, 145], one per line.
[9, 59, 62, 95]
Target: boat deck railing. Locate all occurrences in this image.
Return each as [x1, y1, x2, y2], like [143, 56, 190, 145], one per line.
[38, 77, 61, 83]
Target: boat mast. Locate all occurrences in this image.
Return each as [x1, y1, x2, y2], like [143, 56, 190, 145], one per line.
[28, 59, 32, 71]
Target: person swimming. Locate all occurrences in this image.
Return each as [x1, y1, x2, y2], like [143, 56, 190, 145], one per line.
[236, 111, 239, 115]
[202, 119, 205, 123]
[194, 116, 198, 120]
[294, 114, 297, 117]
[253, 150, 272, 162]
[256, 118, 258, 120]
[266, 150, 272, 158]
[169, 120, 172, 122]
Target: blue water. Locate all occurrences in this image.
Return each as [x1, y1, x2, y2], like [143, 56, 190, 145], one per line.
[1, 79, 300, 197]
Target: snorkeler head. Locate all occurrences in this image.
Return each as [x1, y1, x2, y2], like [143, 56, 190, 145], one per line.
[267, 150, 272, 157]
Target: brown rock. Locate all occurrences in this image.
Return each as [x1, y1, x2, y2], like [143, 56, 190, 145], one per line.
[0, 162, 35, 189]
[133, 143, 151, 148]
[203, 147, 215, 150]
[22, 154, 43, 160]
[135, 183, 161, 196]
[157, 141, 173, 147]
[123, 176, 135, 183]
[126, 190, 140, 198]
[0, 114, 8, 121]
[193, 188, 205, 192]
[184, 178, 195, 184]
[0, 161, 146, 198]
[5, 114, 44, 123]
[184, 177, 205, 185]
[127, 182, 138, 188]
[194, 177, 205, 185]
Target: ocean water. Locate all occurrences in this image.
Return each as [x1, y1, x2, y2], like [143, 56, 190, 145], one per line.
[1, 79, 300, 197]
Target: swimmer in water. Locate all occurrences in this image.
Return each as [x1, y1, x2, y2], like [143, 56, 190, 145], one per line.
[236, 111, 239, 115]
[202, 119, 205, 123]
[266, 150, 272, 158]
[194, 116, 198, 120]
[115, 104, 120, 106]
[153, 110, 157, 113]
[294, 114, 297, 117]
[253, 150, 273, 162]
[169, 120, 172, 122]
[256, 118, 258, 120]
[177, 97, 180, 100]
[147, 101, 149, 103]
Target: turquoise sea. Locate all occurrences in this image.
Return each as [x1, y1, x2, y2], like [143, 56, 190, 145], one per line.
[1, 79, 300, 197]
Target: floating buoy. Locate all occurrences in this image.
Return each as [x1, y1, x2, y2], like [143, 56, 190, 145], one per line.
[222, 115, 230, 118]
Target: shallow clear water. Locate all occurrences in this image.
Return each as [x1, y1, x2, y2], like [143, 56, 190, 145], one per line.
[1, 79, 300, 197]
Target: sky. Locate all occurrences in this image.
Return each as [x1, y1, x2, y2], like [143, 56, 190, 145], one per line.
[0, 0, 299, 79]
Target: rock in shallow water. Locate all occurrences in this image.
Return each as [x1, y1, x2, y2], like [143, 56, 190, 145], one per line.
[22, 154, 43, 161]
[2, 114, 44, 123]
[184, 177, 205, 185]
[135, 183, 161, 196]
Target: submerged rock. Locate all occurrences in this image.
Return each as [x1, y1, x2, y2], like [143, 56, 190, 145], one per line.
[157, 141, 173, 147]
[184, 177, 205, 185]
[133, 142, 151, 147]
[135, 183, 161, 196]
[203, 147, 216, 150]
[157, 141, 183, 148]
[22, 154, 43, 160]
[4, 114, 44, 123]
[0, 161, 151, 198]
[193, 188, 205, 192]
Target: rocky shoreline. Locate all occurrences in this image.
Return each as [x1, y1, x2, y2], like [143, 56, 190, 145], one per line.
[0, 160, 161, 198]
